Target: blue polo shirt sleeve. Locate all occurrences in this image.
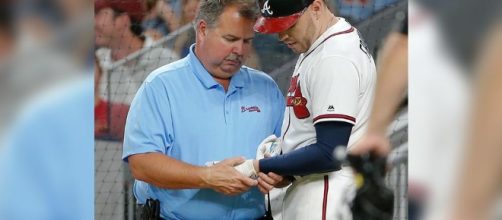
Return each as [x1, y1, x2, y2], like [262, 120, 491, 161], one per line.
[273, 83, 286, 137]
[123, 78, 174, 162]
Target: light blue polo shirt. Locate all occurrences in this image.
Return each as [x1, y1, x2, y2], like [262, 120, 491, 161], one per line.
[123, 45, 285, 219]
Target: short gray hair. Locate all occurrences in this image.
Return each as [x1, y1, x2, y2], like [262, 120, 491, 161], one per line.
[194, 0, 260, 29]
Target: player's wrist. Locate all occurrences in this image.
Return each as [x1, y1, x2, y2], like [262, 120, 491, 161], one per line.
[253, 160, 259, 172]
[366, 125, 387, 136]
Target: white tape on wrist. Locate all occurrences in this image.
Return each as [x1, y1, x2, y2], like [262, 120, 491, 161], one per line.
[234, 159, 258, 179]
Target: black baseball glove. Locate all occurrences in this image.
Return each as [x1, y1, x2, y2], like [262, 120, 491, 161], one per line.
[347, 153, 394, 220]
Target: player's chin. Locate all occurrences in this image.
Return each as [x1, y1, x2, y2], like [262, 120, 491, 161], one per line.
[292, 47, 307, 54]
[288, 44, 306, 54]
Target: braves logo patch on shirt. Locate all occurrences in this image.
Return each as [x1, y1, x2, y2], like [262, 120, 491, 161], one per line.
[286, 75, 310, 119]
[241, 106, 261, 113]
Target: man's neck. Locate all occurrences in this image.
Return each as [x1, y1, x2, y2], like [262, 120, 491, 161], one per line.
[194, 46, 231, 92]
[313, 14, 339, 44]
[213, 76, 231, 92]
[110, 33, 144, 61]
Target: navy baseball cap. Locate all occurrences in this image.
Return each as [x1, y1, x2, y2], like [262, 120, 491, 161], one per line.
[254, 0, 314, 33]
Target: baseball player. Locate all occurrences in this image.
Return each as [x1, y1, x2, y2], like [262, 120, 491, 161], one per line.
[234, 0, 377, 219]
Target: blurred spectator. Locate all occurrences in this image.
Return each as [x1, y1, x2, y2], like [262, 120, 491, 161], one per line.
[0, 2, 14, 61]
[142, 0, 176, 40]
[94, 0, 179, 140]
[172, 0, 199, 56]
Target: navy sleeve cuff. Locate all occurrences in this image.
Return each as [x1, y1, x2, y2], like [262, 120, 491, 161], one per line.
[259, 121, 353, 176]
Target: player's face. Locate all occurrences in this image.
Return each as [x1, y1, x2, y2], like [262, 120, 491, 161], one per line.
[277, 9, 316, 54]
[197, 5, 255, 79]
[94, 8, 120, 47]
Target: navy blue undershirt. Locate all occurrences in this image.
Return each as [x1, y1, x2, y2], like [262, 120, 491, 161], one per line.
[259, 121, 353, 176]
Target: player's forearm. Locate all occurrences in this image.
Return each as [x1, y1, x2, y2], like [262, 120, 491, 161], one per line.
[259, 122, 353, 176]
[259, 143, 341, 176]
[128, 153, 210, 189]
[368, 33, 408, 134]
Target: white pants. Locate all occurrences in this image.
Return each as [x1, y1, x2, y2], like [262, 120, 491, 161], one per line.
[281, 167, 355, 220]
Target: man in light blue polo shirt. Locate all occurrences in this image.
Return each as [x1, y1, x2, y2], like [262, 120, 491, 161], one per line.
[122, 0, 285, 219]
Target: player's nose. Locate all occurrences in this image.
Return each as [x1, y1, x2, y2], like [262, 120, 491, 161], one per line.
[278, 32, 288, 42]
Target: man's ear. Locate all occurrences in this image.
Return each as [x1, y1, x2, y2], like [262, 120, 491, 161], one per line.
[310, 0, 323, 19]
[196, 20, 208, 40]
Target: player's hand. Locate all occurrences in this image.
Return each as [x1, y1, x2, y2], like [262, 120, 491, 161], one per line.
[256, 135, 282, 160]
[256, 172, 288, 194]
[350, 132, 391, 156]
[234, 159, 258, 179]
[203, 157, 258, 196]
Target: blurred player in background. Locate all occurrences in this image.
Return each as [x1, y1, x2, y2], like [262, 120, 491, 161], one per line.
[0, 1, 94, 218]
[0, 78, 94, 220]
[408, 0, 502, 219]
[448, 20, 502, 220]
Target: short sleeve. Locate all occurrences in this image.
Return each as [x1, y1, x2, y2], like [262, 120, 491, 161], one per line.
[122, 79, 174, 162]
[309, 56, 359, 125]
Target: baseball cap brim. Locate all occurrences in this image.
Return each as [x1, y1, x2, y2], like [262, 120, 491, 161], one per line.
[254, 12, 303, 34]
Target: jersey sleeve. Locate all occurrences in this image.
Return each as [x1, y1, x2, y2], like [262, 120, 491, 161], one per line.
[122, 79, 174, 162]
[309, 56, 360, 125]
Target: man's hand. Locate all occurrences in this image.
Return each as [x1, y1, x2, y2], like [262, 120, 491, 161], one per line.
[202, 157, 258, 196]
[350, 133, 391, 156]
[256, 135, 282, 160]
[256, 172, 289, 194]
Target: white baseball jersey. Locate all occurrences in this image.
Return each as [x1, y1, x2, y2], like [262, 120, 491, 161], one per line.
[279, 18, 376, 220]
